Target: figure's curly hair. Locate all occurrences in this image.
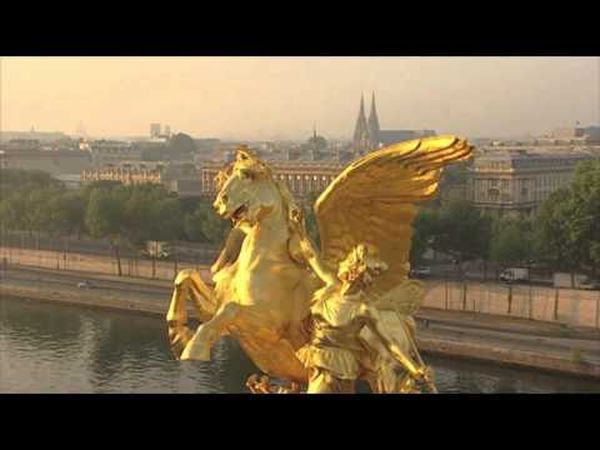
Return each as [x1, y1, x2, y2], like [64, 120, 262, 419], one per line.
[337, 244, 389, 283]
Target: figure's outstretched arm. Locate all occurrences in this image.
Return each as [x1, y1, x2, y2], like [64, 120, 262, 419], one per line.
[290, 231, 337, 286]
[285, 207, 337, 286]
[363, 307, 423, 378]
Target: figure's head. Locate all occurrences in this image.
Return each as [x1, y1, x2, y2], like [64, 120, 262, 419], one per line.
[337, 244, 389, 290]
[213, 146, 283, 228]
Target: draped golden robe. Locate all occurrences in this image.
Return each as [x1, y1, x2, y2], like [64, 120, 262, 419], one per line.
[296, 292, 376, 393]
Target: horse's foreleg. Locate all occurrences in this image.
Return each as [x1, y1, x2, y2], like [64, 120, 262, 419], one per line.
[180, 302, 241, 361]
[166, 269, 216, 359]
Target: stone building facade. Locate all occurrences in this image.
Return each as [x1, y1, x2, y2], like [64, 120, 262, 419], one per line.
[467, 149, 593, 217]
[81, 161, 203, 198]
[89, 140, 141, 168]
[0, 148, 92, 175]
[81, 166, 164, 186]
[200, 159, 342, 200]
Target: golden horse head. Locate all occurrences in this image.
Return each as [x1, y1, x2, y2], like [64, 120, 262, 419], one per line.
[213, 145, 302, 231]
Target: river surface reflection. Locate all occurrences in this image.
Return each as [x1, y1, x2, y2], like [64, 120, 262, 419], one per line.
[1, 295, 599, 393]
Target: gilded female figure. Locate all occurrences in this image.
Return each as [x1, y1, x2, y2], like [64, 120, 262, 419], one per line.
[296, 244, 436, 393]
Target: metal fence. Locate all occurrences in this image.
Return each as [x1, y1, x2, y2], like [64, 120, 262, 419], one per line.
[3, 244, 599, 329]
[423, 279, 600, 329]
[0, 246, 212, 282]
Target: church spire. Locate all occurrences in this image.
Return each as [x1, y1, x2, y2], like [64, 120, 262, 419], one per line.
[352, 93, 369, 153]
[368, 91, 380, 149]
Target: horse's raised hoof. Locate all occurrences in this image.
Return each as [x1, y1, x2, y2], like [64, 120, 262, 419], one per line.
[180, 324, 215, 361]
[167, 321, 194, 360]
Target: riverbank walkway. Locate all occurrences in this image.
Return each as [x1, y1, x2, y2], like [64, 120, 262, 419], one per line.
[1, 264, 599, 379]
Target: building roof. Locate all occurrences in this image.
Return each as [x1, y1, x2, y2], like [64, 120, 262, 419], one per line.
[201, 158, 342, 170]
[377, 129, 436, 145]
[476, 150, 592, 161]
[473, 150, 594, 171]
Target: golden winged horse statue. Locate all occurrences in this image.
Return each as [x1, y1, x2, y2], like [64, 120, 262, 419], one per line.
[165, 135, 473, 392]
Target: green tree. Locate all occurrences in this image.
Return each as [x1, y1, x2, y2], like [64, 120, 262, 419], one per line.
[85, 187, 126, 275]
[183, 199, 230, 245]
[142, 196, 184, 276]
[201, 206, 231, 244]
[568, 160, 600, 274]
[0, 169, 64, 242]
[534, 188, 578, 271]
[489, 217, 533, 265]
[0, 191, 27, 232]
[23, 187, 66, 235]
[122, 184, 161, 247]
[116, 184, 184, 273]
[410, 207, 440, 264]
[533, 160, 600, 275]
[40, 190, 86, 238]
[0, 168, 60, 191]
[440, 161, 469, 187]
[153, 197, 184, 241]
[436, 162, 470, 205]
[59, 191, 87, 237]
[184, 207, 206, 242]
[434, 197, 491, 263]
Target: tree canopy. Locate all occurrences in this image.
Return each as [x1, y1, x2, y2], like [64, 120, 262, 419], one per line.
[534, 160, 600, 274]
[2, 159, 599, 276]
[489, 217, 533, 265]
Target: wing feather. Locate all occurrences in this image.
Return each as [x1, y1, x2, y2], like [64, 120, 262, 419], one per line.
[314, 135, 473, 292]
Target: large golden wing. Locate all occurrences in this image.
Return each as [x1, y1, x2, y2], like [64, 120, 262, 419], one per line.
[314, 135, 473, 293]
[374, 279, 425, 315]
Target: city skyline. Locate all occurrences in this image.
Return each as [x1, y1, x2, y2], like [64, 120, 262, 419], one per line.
[1, 57, 599, 141]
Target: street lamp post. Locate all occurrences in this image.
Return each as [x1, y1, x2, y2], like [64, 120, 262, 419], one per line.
[527, 259, 534, 320]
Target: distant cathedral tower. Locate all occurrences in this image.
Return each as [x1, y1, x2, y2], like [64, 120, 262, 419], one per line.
[367, 92, 380, 149]
[352, 92, 380, 155]
[352, 94, 370, 155]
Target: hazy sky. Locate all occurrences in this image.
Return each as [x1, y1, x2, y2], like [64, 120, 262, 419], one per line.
[1, 57, 598, 140]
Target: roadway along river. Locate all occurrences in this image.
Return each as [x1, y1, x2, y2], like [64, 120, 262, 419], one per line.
[1, 295, 599, 393]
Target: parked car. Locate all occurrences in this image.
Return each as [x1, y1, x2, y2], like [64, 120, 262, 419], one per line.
[499, 267, 529, 283]
[554, 272, 600, 290]
[411, 266, 432, 278]
[579, 279, 600, 290]
[143, 241, 171, 259]
[77, 281, 95, 289]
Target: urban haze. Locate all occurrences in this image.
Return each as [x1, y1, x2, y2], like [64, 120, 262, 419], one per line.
[1, 57, 598, 140]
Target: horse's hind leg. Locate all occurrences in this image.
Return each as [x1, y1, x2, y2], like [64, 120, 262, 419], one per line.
[166, 269, 216, 359]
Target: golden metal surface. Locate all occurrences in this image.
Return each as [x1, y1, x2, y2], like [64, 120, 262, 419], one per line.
[166, 136, 473, 393]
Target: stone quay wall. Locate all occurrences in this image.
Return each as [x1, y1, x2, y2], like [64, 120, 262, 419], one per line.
[423, 279, 600, 329]
[2, 245, 599, 329]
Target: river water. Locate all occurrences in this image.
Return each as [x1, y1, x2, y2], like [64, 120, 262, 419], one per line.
[1, 295, 599, 394]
